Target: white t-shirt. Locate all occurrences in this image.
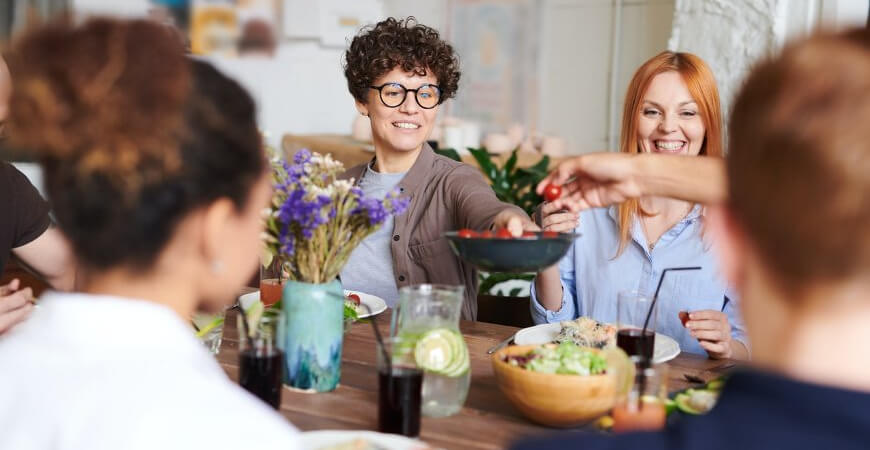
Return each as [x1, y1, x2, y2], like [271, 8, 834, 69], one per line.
[0, 292, 299, 450]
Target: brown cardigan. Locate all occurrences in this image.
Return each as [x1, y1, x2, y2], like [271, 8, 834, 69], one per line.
[340, 144, 526, 320]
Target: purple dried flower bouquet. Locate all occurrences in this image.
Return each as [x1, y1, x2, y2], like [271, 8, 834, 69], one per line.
[263, 148, 409, 284]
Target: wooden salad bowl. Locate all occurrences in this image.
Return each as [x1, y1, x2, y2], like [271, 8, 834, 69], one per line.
[491, 344, 617, 427]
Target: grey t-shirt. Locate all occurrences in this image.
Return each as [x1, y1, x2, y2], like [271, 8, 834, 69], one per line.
[340, 164, 406, 308]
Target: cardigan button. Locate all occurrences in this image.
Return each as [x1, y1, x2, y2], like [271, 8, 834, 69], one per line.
[398, 275, 406, 282]
[393, 235, 400, 241]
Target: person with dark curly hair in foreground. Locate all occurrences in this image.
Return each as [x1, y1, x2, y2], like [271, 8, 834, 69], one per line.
[0, 18, 299, 449]
[339, 17, 536, 320]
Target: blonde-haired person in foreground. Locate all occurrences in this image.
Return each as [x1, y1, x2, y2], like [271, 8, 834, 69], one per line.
[533, 51, 749, 360]
[515, 28, 870, 450]
[0, 19, 298, 449]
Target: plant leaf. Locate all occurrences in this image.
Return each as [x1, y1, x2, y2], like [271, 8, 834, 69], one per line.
[528, 155, 551, 174]
[478, 272, 534, 295]
[504, 149, 519, 176]
[469, 147, 498, 182]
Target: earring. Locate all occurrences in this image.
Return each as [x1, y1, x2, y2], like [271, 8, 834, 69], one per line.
[211, 260, 224, 274]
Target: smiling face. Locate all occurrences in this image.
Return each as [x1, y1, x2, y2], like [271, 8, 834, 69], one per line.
[356, 67, 439, 155]
[636, 71, 706, 156]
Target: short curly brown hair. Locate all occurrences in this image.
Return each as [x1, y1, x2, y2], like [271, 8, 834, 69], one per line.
[343, 17, 460, 104]
[7, 18, 263, 271]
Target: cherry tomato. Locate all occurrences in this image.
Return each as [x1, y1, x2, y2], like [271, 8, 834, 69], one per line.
[679, 311, 690, 327]
[542, 231, 559, 238]
[346, 293, 361, 305]
[457, 229, 476, 238]
[495, 228, 513, 239]
[479, 230, 494, 238]
[543, 183, 562, 202]
[522, 231, 537, 238]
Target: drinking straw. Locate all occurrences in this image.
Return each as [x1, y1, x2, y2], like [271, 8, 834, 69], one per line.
[640, 266, 702, 346]
[360, 303, 392, 376]
[233, 303, 254, 352]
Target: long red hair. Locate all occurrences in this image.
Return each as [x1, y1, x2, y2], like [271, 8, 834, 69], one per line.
[616, 51, 723, 255]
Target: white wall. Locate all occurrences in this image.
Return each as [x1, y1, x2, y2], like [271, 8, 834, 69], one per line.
[669, 0, 869, 119]
[668, 0, 784, 120]
[49, 0, 870, 154]
[59, 0, 680, 154]
[203, 42, 356, 147]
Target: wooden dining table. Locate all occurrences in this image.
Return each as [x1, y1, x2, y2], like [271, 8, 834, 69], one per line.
[217, 309, 738, 449]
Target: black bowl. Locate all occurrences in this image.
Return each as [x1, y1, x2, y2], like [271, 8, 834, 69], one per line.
[444, 231, 580, 273]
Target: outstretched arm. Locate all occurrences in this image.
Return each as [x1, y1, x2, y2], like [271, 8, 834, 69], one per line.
[536, 153, 727, 210]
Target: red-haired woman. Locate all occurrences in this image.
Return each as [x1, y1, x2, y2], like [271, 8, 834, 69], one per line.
[532, 52, 749, 360]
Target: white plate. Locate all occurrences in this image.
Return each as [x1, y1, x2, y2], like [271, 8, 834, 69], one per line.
[237, 290, 387, 319]
[513, 322, 681, 364]
[298, 430, 428, 450]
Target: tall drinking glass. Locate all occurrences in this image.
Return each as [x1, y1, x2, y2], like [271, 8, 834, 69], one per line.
[259, 257, 285, 307]
[616, 290, 656, 361]
[377, 336, 423, 437]
[392, 284, 470, 418]
[612, 358, 668, 432]
[238, 309, 285, 409]
[192, 310, 226, 355]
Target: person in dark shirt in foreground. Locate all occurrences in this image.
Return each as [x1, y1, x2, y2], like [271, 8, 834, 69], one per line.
[0, 55, 75, 335]
[515, 27, 870, 450]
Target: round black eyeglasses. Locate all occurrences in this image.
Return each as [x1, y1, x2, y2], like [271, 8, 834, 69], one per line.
[369, 83, 442, 109]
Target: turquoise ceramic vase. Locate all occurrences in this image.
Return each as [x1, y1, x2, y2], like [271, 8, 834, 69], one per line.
[281, 279, 344, 392]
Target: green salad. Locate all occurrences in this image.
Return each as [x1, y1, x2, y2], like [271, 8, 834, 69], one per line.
[505, 342, 608, 376]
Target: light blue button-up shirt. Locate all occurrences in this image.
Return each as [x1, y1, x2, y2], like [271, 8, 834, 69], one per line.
[530, 205, 748, 356]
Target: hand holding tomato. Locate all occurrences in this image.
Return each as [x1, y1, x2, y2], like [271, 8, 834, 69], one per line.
[538, 200, 579, 233]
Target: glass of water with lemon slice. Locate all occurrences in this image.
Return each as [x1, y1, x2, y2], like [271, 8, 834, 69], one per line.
[392, 285, 471, 418]
[192, 310, 226, 355]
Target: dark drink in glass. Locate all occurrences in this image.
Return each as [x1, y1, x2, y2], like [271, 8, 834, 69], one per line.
[378, 366, 423, 437]
[237, 308, 285, 410]
[617, 328, 655, 361]
[239, 349, 284, 409]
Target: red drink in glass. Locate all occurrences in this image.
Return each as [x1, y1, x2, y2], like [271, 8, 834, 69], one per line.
[612, 400, 666, 432]
[259, 278, 283, 307]
[616, 328, 655, 361]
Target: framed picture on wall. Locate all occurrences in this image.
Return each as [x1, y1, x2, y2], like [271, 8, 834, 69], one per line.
[448, 0, 540, 134]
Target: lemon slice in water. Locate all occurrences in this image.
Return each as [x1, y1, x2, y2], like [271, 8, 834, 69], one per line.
[243, 300, 265, 338]
[193, 315, 224, 338]
[414, 329, 454, 372]
[413, 328, 469, 376]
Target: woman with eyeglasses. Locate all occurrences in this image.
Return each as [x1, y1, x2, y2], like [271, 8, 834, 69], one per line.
[532, 52, 749, 360]
[338, 17, 536, 320]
